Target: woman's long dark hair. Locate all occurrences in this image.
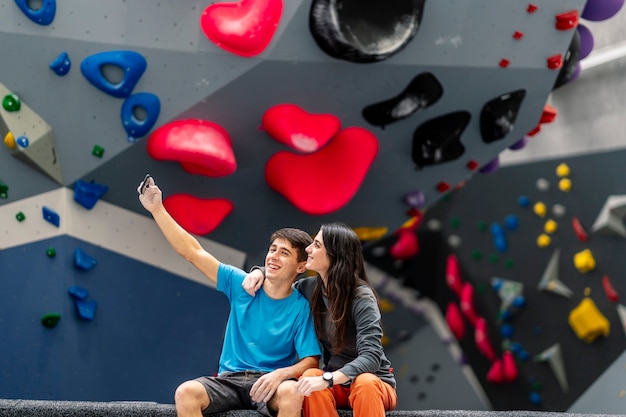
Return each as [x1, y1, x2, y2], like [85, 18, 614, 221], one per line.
[310, 222, 377, 354]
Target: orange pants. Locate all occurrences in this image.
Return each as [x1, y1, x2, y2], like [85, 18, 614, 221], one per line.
[301, 368, 397, 417]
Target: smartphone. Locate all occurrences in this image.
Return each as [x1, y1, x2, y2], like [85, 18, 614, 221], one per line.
[140, 173, 152, 194]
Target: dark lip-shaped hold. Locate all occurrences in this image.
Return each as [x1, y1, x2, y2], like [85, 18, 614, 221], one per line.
[309, 0, 426, 63]
[412, 111, 470, 169]
[480, 89, 527, 144]
[362, 72, 444, 128]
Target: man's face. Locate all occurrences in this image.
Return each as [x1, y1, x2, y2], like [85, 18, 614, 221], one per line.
[264, 237, 306, 282]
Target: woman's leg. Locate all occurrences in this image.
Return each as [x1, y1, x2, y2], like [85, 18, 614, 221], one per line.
[348, 373, 397, 417]
[301, 368, 340, 417]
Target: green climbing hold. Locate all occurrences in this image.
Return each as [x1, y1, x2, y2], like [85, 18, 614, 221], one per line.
[531, 381, 543, 392]
[92, 144, 105, 158]
[450, 217, 461, 229]
[489, 253, 498, 264]
[504, 258, 514, 269]
[0, 182, 8, 199]
[478, 220, 487, 232]
[2, 94, 21, 112]
[46, 247, 56, 258]
[41, 312, 61, 328]
[471, 249, 482, 260]
[15, 211, 25, 222]
[477, 283, 488, 294]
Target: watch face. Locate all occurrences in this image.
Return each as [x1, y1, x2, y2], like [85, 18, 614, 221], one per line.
[323, 372, 333, 381]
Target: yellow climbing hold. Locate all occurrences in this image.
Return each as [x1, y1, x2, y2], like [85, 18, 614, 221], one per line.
[559, 178, 572, 192]
[568, 297, 609, 343]
[574, 249, 596, 273]
[537, 234, 551, 248]
[556, 163, 570, 178]
[353, 226, 388, 241]
[3, 131, 16, 149]
[544, 219, 558, 234]
[533, 202, 547, 217]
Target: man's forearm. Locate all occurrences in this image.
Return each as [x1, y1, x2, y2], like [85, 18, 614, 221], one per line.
[277, 356, 319, 379]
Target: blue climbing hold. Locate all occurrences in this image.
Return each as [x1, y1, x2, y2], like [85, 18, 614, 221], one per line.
[500, 323, 514, 339]
[42, 206, 60, 227]
[16, 136, 29, 148]
[14, 0, 56, 25]
[529, 391, 542, 405]
[80, 51, 147, 98]
[68, 285, 89, 300]
[121, 92, 161, 142]
[49, 51, 71, 76]
[73, 179, 108, 210]
[74, 248, 97, 271]
[518, 195, 530, 207]
[504, 214, 519, 231]
[75, 299, 97, 321]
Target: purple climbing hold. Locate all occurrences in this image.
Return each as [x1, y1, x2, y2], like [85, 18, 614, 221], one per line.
[581, 0, 625, 21]
[404, 189, 426, 209]
[49, 51, 71, 76]
[80, 51, 147, 98]
[479, 157, 500, 174]
[508, 136, 528, 151]
[14, 0, 56, 26]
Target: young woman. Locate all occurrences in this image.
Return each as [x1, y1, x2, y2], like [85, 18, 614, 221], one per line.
[244, 223, 397, 417]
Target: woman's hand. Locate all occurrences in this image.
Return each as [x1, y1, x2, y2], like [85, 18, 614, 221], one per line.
[293, 376, 329, 397]
[242, 268, 265, 296]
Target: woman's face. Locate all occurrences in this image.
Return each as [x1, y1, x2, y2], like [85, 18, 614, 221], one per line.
[306, 229, 331, 277]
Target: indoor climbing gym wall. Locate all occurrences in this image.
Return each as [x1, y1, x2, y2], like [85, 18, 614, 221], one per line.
[2, 0, 622, 412]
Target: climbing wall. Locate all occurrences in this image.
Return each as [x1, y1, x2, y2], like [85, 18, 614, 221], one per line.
[0, 0, 585, 255]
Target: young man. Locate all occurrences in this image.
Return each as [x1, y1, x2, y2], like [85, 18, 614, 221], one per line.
[137, 176, 321, 417]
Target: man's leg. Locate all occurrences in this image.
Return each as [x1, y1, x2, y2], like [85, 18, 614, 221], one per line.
[174, 380, 210, 417]
[267, 380, 303, 417]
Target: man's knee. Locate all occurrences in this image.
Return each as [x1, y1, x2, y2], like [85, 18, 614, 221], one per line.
[175, 380, 210, 410]
[270, 380, 303, 413]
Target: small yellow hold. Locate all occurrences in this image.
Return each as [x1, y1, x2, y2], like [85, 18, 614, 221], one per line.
[568, 297, 609, 343]
[3, 131, 16, 149]
[537, 233, 551, 248]
[584, 287, 591, 297]
[559, 178, 572, 192]
[574, 249, 596, 273]
[353, 226, 388, 241]
[556, 163, 570, 178]
[378, 298, 395, 313]
[544, 219, 558, 234]
[533, 202, 547, 217]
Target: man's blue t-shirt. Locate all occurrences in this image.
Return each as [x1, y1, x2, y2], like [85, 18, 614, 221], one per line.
[216, 263, 321, 374]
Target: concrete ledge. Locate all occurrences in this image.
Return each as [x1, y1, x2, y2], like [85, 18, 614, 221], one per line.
[0, 399, 623, 417]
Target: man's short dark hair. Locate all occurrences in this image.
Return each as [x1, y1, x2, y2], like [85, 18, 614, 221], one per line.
[270, 228, 312, 262]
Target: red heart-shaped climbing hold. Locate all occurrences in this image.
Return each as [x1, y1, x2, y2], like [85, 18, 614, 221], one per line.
[147, 119, 236, 177]
[265, 127, 378, 215]
[262, 104, 341, 152]
[200, 0, 283, 57]
[164, 194, 233, 235]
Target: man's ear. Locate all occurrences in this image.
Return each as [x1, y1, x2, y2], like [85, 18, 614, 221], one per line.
[296, 262, 307, 274]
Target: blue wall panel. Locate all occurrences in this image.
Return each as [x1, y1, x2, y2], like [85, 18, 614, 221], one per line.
[0, 236, 229, 403]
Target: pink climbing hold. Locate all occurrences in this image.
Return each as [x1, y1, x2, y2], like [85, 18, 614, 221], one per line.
[502, 350, 518, 382]
[446, 254, 463, 298]
[460, 283, 479, 326]
[445, 302, 466, 340]
[475, 317, 497, 362]
[486, 359, 504, 383]
[262, 104, 341, 152]
[389, 229, 419, 260]
[163, 194, 233, 235]
[147, 119, 236, 177]
[200, 0, 283, 57]
[265, 126, 378, 215]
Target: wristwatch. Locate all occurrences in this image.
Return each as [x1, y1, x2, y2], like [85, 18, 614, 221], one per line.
[322, 371, 334, 388]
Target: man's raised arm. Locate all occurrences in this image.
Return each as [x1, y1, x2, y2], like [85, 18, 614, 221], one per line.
[137, 176, 219, 284]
